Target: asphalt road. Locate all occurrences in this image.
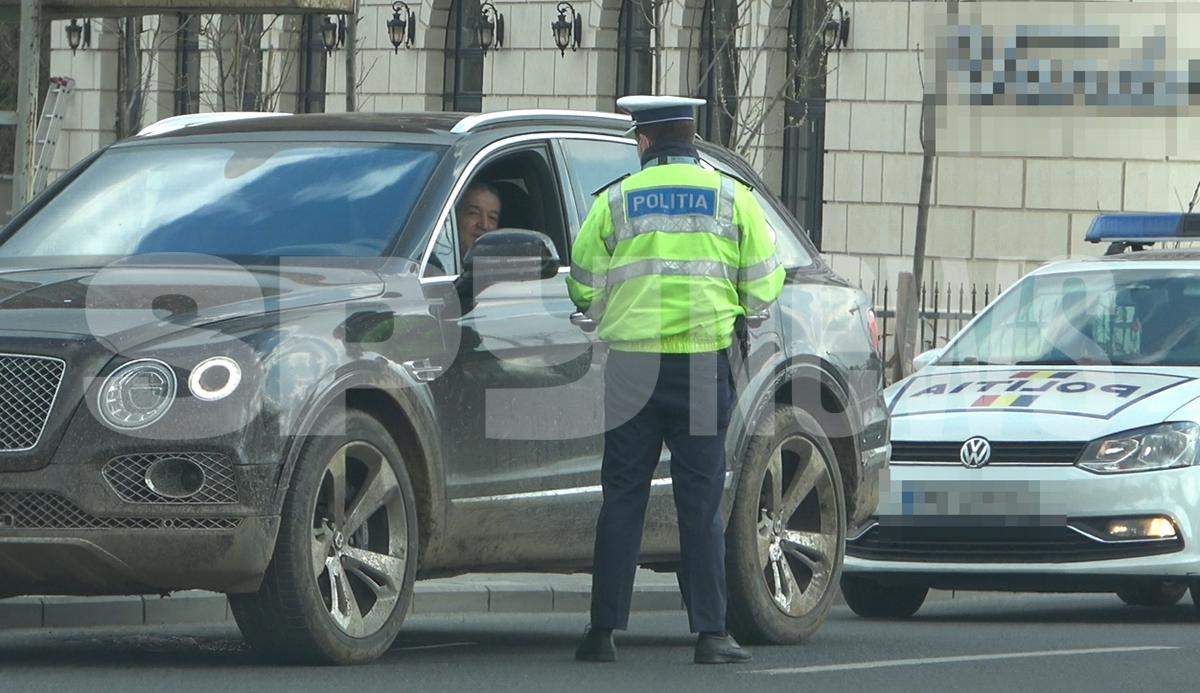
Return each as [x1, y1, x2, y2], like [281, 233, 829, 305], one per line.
[2, 593, 1198, 692]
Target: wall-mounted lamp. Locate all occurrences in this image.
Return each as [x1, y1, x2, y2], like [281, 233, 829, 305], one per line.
[822, 2, 850, 53]
[478, 1, 504, 54]
[66, 18, 92, 54]
[388, 1, 417, 52]
[551, 2, 582, 56]
[321, 14, 347, 54]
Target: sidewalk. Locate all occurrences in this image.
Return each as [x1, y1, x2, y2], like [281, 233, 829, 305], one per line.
[0, 570, 957, 630]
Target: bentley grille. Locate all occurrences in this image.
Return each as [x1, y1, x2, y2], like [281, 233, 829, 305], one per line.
[0, 492, 239, 530]
[0, 354, 66, 452]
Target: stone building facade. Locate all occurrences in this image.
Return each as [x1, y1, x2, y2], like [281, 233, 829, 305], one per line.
[28, 1, 1200, 294]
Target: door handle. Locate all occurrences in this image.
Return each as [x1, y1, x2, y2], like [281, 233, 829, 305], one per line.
[570, 311, 597, 333]
[402, 358, 444, 383]
[745, 311, 769, 328]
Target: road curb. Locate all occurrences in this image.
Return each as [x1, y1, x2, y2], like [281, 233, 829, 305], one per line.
[0, 583, 962, 630]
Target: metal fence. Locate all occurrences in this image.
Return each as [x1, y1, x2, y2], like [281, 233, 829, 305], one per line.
[864, 281, 1001, 371]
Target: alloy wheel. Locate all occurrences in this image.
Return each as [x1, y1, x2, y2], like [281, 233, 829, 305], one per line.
[755, 435, 838, 617]
[309, 441, 408, 638]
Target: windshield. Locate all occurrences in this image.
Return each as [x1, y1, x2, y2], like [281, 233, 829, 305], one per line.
[940, 269, 1200, 367]
[0, 142, 443, 258]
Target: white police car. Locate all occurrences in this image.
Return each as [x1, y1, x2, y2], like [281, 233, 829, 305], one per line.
[842, 213, 1200, 617]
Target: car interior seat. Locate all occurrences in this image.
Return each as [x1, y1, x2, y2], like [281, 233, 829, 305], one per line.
[492, 180, 542, 231]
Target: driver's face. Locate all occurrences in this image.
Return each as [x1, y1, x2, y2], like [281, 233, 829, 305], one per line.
[456, 188, 502, 254]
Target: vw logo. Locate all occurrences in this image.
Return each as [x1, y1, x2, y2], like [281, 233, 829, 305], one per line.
[960, 437, 992, 468]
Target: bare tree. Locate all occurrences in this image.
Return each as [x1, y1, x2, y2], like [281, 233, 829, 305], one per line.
[350, 12, 382, 112]
[113, 16, 187, 137]
[695, 0, 838, 162]
[200, 14, 298, 113]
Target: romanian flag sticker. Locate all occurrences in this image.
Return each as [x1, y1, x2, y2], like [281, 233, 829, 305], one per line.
[971, 394, 1038, 408]
[1010, 371, 1072, 380]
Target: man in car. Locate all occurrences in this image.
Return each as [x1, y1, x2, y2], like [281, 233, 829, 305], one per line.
[456, 182, 502, 258]
[567, 96, 784, 665]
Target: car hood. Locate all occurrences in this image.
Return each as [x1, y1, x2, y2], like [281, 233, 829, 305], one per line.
[0, 263, 385, 343]
[887, 365, 1200, 442]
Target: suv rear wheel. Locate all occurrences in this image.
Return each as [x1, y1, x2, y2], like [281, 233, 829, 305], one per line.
[726, 405, 846, 644]
[230, 409, 418, 664]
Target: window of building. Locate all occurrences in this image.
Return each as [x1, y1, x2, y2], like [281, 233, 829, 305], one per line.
[695, 0, 738, 146]
[297, 14, 327, 113]
[617, 0, 654, 98]
[780, 0, 827, 247]
[444, 0, 485, 112]
[175, 14, 201, 115]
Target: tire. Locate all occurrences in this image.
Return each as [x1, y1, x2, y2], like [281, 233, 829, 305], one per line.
[1117, 582, 1187, 607]
[726, 405, 847, 645]
[230, 409, 419, 665]
[840, 575, 928, 619]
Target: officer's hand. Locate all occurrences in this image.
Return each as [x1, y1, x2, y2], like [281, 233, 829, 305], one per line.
[570, 311, 598, 333]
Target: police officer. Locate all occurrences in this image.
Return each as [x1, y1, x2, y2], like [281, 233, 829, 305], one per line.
[567, 96, 784, 665]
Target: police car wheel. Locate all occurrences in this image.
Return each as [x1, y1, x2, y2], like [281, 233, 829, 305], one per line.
[839, 575, 928, 619]
[230, 409, 418, 664]
[726, 405, 846, 645]
[1116, 582, 1188, 607]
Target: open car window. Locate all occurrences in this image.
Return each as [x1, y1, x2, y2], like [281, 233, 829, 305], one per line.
[423, 143, 568, 279]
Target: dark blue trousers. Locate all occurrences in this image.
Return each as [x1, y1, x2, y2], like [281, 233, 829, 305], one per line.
[589, 349, 732, 634]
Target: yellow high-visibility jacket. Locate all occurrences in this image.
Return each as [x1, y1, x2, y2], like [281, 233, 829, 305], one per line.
[567, 162, 784, 353]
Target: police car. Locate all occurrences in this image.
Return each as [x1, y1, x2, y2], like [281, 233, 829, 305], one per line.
[842, 213, 1200, 617]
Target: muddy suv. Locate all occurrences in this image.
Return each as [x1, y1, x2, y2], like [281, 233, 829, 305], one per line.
[0, 110, 887, 663]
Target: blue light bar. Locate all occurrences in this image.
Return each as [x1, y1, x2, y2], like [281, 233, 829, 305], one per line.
[1086, 213, 1200, 243]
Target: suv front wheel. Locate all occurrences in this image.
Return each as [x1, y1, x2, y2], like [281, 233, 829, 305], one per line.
[726, 404, 846, 644]
[230, 409, 419, 664]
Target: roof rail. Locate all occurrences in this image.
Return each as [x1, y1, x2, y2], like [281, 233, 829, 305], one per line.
[450, 109, 631, 134]
[136, 111, 292, 137]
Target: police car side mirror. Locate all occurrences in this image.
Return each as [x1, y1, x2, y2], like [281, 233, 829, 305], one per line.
[456, 229, 560, 298]
[912, 347, 944, 372]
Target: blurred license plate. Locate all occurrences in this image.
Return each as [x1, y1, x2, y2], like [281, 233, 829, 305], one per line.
[891, 482, 1041, 516]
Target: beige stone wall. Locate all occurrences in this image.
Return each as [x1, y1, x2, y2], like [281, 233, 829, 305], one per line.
[824, 0, 1200, 297]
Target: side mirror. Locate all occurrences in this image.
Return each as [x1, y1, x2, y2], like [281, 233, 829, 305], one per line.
[912, 347, 944, 372]
[456, 229, 559, 297]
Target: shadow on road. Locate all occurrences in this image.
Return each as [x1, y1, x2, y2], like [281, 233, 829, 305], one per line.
[890, 596, 1200, 626]
[0, 616, 704, 669]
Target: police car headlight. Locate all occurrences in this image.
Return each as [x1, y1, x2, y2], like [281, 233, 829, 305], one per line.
[1077, 422, 1200, 474]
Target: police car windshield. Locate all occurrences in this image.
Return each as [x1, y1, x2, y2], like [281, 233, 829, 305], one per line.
[941, 269, 1200, 367]
[0, 141, 443, 258]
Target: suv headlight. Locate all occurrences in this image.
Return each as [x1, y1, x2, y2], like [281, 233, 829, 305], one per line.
[1077, 422, 1200, 474]
[98, 359, 177, 430]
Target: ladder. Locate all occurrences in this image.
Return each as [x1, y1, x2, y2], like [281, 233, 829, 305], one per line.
[30, 76, 75, 198]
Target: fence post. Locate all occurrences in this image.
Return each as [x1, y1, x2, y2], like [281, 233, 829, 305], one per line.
[893, 272, 917, 383]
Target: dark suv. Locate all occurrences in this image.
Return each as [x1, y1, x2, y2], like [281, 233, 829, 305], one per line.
[0, 110, 887, 663]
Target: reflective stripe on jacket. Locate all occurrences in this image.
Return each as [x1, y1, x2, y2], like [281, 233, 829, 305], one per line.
[566, 163, 784, 353]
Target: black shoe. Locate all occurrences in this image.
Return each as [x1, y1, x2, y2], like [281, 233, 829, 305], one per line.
[575, 627, 616, 662]
[694, 633, 752, 664]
